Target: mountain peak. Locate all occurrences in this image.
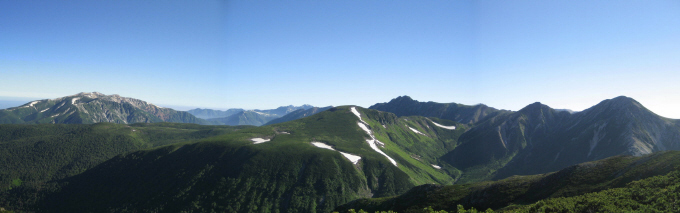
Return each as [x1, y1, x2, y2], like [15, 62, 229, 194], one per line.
[593, 96, 644, 112]
[519, 101, 552, 113]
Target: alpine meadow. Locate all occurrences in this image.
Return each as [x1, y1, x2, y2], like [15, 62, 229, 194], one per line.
[2, 1, 680, 213]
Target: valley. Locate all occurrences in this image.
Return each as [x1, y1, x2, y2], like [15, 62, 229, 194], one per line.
[1, 95, 679, 212]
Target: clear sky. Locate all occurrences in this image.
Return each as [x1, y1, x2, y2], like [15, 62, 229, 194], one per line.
[1, 1, 679, 117]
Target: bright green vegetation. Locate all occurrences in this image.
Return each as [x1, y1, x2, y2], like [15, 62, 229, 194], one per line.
[334, 151, 680, 212]
[2, 106, 469, 212]
[0, 123, 251, 209]
[373, 96, 680, 185]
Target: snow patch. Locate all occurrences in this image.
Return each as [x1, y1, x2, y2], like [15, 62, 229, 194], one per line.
[311, 142, 334, 150]
[71, 98, 80, 105]
[280, 131, 290, 134]
[40, 108, 49, 113]
[350, 107, 366, 123]
[357, 122, 371, 134]
[340, 152, 362, 164]
[250, 138, 271, 144]
[311, 142, 362, 164]
[28, 101, 38, 107]
[431, 164, 441, 169]
[382, 124, 386, 128]
[351, 107, 397, 166]
[431, 121, 456, 130]
[408, 126, 426, 136]
[253, 111, 269, 115]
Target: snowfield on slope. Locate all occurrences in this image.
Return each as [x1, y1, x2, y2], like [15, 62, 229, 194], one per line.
[431, 164, 441, 169]
[250, 138, 271, 144]
[431, 121, 456, 130]
[408, 126, 426, 136]
[311, 142, 362, 164]
[351, 107, 397, 166]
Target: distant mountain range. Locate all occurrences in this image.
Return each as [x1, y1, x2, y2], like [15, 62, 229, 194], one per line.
[2, 94, 680, 212]
[0, 92, 210, 125]
[264, 106, 333, 125]
[187, 105, 315, 126]
[0, 93, 316, 126]
[371, 95, 680, 183]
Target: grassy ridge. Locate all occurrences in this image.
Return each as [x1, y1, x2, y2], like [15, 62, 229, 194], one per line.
[0, 106, 469, 212]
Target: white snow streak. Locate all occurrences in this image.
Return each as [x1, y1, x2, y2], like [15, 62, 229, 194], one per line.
[351, 107, 397, 166]
[431, 164, 441, 169]
[408, 126, 426, 136]
[311, 142, 334, 150]
[71, 98, 80, 105]
[311, 142, 362, 164]
[350, 107, 367, 123]
[250, 138, 271, 144]
[431, 121, 456, 130]
[40, 108, 49, 113]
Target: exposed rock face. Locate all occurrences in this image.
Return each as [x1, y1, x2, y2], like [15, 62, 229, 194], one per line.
[0, 92, 209, 124]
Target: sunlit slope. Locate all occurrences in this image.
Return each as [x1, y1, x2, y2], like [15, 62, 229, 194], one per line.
[334, 151, 680, 213]
[36, 106, 466, 213]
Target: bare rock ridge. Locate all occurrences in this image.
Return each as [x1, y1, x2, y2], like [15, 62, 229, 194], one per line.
[0, 92, 209, 124]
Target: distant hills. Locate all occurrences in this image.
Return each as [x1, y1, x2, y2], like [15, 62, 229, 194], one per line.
[187, 105, 314, 126]
[370, 96, 508, 124]
[2, 94, 680, 212]
[0, 92, 316, 126]
[0, 92, 211, 124]
[264, 106, 333, 125]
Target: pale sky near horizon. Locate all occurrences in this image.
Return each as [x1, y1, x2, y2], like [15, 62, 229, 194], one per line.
[1, 1, 679, 118]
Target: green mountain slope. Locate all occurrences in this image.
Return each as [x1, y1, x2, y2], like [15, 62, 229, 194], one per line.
[15, 106, 467, 212]
[265, 106, 332, 125]
[334, 151, 680, 213]
[0, 123, 250, 209]
[0, 92, 213, 125]
[369, 96, 509, 125]
[442, 96, 680, 183]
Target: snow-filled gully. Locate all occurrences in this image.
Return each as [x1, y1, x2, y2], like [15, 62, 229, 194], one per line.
[311, 142, 362, 164]
[431, 121, 456, 130]
[351, 107, 398, 167]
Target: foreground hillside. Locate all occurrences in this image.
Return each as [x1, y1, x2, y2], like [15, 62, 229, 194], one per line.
[335, 151, 680, 212]
[0, 92, 212, 125]
[2, 106, 467, 212]
[0, 123, 250, 209]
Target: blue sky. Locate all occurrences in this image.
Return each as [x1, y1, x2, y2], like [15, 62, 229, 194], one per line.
[1, 1, 679, 118]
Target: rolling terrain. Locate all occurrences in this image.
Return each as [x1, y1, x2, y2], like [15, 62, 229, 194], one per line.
[1, 106, 467, 212]
[1, 95, 680, 212]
